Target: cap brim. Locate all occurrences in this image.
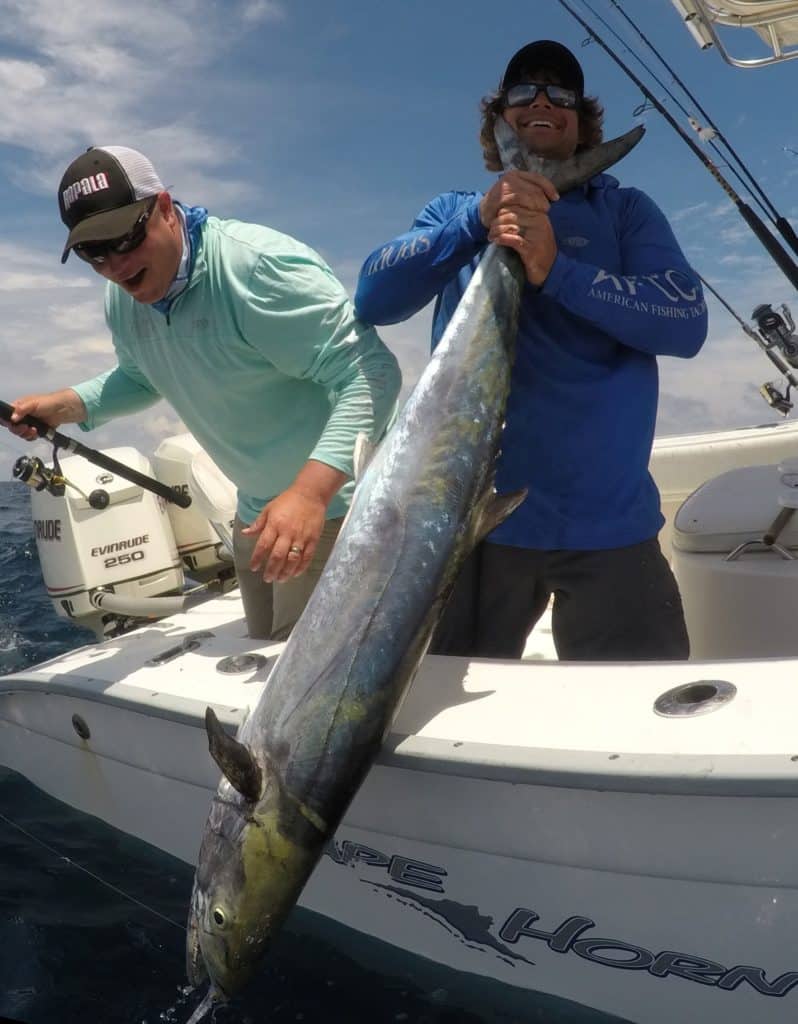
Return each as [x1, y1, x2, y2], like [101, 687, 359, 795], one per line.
[61, 197, 153, 264]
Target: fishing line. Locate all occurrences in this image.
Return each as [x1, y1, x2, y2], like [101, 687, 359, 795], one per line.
[605, 0, 798, 254]
[556, 0, 798, 292]
[696, 273, 756, 332]
[0, 808, 187, 934]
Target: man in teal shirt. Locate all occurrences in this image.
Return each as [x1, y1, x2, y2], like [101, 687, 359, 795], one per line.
[5, 146, 401, 639]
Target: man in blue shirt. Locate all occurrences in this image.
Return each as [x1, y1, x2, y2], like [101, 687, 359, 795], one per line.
[355, 40, 707, 661]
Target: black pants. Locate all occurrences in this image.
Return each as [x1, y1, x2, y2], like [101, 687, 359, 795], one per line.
[430, 538, 689, 661]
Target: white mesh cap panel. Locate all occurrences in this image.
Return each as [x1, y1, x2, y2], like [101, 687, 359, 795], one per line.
[99, 146, 164, 199]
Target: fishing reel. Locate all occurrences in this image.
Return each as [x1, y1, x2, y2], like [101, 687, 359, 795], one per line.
[751, 303, 798, 416]
[759, 382, 793, 416]
[13, 455, 66, 497]
[12, 453, 110, 508]
[752, 303, 798, 367]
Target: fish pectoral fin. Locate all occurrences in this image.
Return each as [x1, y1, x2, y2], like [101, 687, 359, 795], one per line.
[204, 707, 263, 803]
[353, 431, 377, 481]
[474, 488, 528, 543]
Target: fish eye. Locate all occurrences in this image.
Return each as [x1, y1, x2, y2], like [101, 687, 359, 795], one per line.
[212, 907, 227, 928]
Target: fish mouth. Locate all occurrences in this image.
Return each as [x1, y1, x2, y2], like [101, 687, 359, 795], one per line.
[186, 894, 209, 988]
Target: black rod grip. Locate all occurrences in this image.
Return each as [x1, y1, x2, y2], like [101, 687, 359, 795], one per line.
[738, 203, 798, 292]
[775, 217, 798, 261]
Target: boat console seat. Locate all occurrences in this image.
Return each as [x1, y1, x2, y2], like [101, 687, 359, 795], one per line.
[672, 461, 798, 659]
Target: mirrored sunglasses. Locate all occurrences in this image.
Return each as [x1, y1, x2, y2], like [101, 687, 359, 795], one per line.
[74, 196, 158, 265]
[502, 83, 580, 111]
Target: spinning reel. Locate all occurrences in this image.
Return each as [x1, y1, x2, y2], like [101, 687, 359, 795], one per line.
[752, 303, 798, 416]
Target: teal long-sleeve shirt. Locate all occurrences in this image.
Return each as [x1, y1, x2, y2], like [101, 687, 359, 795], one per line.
[73, 215, 401, 524]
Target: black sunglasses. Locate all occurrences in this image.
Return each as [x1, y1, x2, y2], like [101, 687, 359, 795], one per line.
[74, 196, 158, 265]
[502, 83, 580, 111]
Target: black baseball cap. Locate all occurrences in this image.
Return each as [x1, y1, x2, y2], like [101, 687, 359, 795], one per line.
[58, 146, 164, 263]
[500, 40, 585, 95]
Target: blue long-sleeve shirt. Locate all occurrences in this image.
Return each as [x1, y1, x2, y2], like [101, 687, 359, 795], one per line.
[355, 173, 707, 550]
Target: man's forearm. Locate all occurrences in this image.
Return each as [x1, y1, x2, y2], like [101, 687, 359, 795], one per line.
[292, 459, 349, 508]
[47, 388, 88, 425]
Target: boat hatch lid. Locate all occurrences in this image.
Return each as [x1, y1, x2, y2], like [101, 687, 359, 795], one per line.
[673, 463, 798, 552]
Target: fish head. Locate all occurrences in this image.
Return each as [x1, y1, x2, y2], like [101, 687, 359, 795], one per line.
[188, 774, 320, 996]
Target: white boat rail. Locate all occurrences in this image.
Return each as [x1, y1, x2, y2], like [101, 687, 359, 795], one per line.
[671, 0, 798, 66]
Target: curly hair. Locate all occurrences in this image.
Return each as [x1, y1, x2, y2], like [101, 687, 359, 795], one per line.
[479, 91, 605, 172]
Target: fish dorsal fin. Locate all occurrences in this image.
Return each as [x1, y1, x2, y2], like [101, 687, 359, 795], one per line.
[205, 706, 262, 803]
[474, 488, 527, 545]
[338, 432, 379, 535]
[353, 431, 377, 481]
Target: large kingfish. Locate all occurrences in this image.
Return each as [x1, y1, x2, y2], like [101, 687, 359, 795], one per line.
[186, 125, 645, 1008]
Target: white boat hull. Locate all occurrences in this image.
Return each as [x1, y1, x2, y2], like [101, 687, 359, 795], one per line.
[5, 417, 798, 1022]
[3, 601, 798, 1023]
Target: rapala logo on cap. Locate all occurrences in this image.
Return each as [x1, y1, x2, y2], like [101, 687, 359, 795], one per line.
[62, 173, 110, 211]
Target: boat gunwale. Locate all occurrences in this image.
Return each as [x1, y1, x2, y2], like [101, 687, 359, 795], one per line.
[4, 676, 798, 797]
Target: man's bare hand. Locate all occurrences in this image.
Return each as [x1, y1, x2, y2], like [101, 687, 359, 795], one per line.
[480, 170, 560, 287]
[489, 211, 558, 287]
[479, 170, 559, 228]
[241, 459, 348, 583]
[243, 486, 327, 583]
[1, 390, 86, 442]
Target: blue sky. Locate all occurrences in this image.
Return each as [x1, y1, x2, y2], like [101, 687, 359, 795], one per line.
[1, 0, 797, 475]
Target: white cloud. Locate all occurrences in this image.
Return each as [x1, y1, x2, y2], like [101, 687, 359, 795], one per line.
[0, 0, 286, 204]
[242, 0, 285, 22]
[0, 243, 94, 294]
[670, 200, 710, 224]
[0, 271, 89, 291]
[0, 58, 47, 90]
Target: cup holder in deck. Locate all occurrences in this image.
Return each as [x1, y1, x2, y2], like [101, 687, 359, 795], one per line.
[654, 679, 737, 718]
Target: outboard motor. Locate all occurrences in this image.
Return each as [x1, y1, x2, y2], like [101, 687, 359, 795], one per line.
[18, 447, 185, 638]
[151, 434, 235, 581]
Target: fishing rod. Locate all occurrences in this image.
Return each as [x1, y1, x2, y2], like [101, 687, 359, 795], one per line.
[605, 0, 798, 256]
[0, 399, 191, 509]
[578, 0, 771, 220]
[556, 0, 798, 292]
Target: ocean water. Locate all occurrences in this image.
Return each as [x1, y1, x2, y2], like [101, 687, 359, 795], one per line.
[0, 481, 629, 1024]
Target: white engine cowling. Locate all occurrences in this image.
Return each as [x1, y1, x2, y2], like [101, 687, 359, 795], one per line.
[151, 433, 235, 580]
[31, 448, 184, 634]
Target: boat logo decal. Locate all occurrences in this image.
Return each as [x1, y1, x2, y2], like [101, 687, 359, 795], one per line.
[325, 838, 798, 999]
[34, 519, 62, 542]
